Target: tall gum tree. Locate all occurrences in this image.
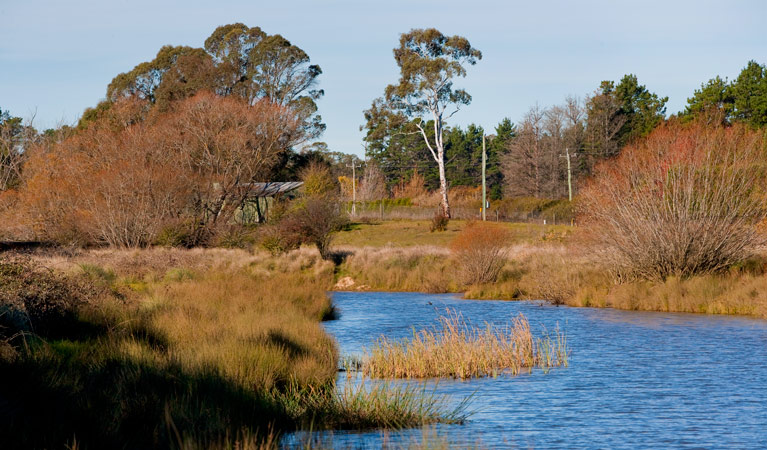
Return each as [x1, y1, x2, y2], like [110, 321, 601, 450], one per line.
[364, 28, 481, 218]
[82, 23, 324, 141]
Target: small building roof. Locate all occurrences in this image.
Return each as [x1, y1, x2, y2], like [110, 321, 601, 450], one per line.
[239, 182, 303, 198]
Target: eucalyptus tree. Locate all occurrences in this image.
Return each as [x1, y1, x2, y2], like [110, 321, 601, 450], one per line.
[205, 24, 325, 139]
[363, 28, 481, 218]
[85, 23, 324, 140]
[0, 108, 37, 190]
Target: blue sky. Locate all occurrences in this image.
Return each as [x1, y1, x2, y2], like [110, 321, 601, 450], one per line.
[1, 0, 765, 156]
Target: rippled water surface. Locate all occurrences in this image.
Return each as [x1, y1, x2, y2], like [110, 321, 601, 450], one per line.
[287, 291, 767, 449]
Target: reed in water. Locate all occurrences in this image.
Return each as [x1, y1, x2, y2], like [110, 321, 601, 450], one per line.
[362, 309, 568, 379]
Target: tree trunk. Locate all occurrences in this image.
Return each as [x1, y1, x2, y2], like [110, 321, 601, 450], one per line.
[437, 148, 450, 218]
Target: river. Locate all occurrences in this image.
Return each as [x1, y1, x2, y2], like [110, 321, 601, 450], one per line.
[285, 291, 767, 449]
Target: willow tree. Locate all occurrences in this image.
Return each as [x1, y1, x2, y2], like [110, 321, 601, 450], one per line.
[363, 28, 481, 218]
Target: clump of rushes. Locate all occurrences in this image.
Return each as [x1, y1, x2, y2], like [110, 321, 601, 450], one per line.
[277, 377, 471, 430]
[363, 310, 568, 379]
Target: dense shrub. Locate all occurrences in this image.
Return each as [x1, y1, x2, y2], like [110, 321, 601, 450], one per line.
[300, 162, 338, 197]
[430, 213, 449, 232]
[258, 223, 302, 255]
[279, 197, 348, 259]
[0, 256, 99, 339]
[450, 221, 511, 284]
[153, 220, 196, 247]
[209, 224, 259, 249]
[580, 120, 767, 280]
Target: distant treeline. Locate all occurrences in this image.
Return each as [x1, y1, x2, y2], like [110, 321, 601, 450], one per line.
[357, 60, 767, 200]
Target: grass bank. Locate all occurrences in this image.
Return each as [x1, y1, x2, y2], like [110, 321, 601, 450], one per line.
[0, 248, 467, 449]
[332, 220, 767, 319]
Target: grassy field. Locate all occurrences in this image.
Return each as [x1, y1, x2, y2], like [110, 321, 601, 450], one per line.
[334, 220, 573, 248]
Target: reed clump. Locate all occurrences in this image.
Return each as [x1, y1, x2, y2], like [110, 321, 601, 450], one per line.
[363, 310, 567, 379]
[277, 378, 470, 430]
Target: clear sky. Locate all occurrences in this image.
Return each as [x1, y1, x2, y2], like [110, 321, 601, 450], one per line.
[1, 0, 765, 156]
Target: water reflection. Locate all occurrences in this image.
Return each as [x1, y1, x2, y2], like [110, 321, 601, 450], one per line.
[284, 291, 767, 449]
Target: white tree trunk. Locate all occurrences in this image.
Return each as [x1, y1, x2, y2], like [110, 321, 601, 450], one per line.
[415, 105, 451, 218]
[437, 148, 450, 218]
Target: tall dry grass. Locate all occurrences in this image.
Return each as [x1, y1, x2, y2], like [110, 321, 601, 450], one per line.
[339, 246, 458, 293]
[337, 242, 767, 319]
[363, 310, 568, 379]
[1, 246, 468, 448]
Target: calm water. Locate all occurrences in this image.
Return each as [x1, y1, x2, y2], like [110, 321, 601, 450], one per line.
[285, 292, 767, 449]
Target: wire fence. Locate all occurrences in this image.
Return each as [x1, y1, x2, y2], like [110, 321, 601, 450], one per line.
[345, 202, 576, 225]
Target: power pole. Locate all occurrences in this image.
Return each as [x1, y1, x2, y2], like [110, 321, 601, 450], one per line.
[560, 148, 574, 202]
[482, 134, 487, 221]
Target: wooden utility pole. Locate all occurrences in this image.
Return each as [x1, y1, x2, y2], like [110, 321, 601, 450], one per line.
[482, 134, 487, 221]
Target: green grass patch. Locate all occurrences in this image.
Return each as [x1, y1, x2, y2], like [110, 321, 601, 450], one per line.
[333, 220, 573, 248]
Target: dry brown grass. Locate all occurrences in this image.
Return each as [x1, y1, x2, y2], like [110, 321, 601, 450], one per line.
[362, 310, 568, 379]
[33, 246, 257, 278]
[587, 273, 767, 317]
[338, 246, 458, 293]
[337, 242, 767, 319]
[3, 245, 472, 448]
[141, 266, 338, 390]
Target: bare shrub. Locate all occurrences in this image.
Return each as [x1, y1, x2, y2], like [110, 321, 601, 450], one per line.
[359, 161, 387, 201]
[280, 196, 347, 259]
[20, 102, 196, 247]
[580, 120, 767, 280]
[17, 93, 300, 247]
[430, 213, 449, 232]
[450, 221, 511, 284]
[266, 163, 347, 259]
[392, 170, 427, 200]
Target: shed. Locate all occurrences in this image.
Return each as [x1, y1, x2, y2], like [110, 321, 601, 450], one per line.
[235, 181, 303, 223]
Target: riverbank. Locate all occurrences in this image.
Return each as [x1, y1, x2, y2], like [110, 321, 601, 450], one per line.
[332, 220, 767, 319]
[0, 247, 466, 449]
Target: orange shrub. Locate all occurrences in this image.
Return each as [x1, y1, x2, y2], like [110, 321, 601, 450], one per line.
[17, 92, 301, 247]
[580, 120, 767, 280]
[450, 221, 511, 284]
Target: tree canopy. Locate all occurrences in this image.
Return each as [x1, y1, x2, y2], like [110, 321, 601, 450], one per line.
[1, 107, 36, 190]
[82, 23, 324, 139]
[683, 60, 767, 128]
